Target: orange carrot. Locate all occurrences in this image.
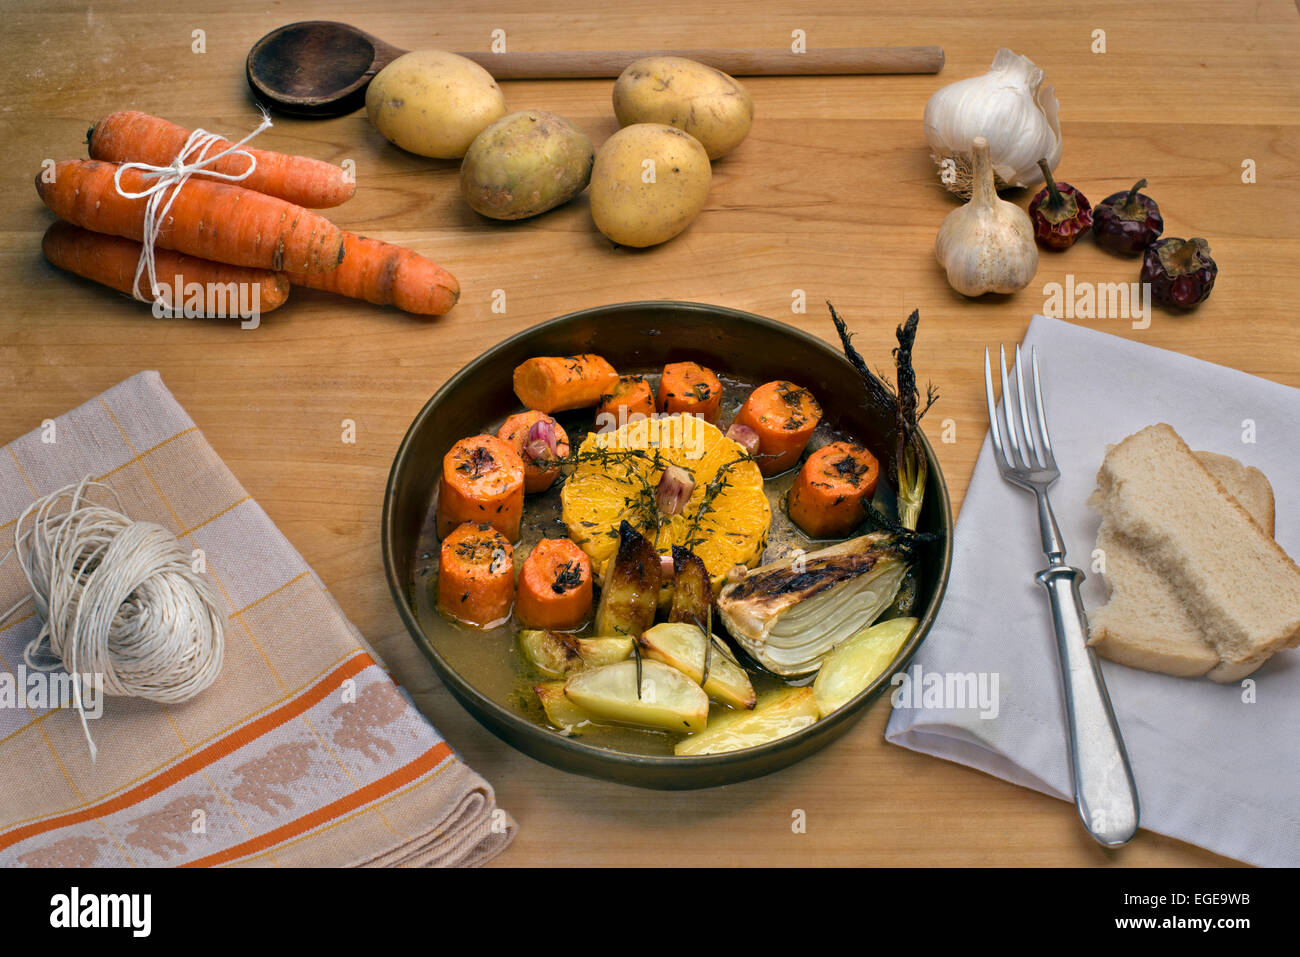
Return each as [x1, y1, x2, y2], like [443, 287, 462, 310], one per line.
[788, 441, 880, 539]
[285, 231, 459, 316]
[437, 434, 526, 540]
[657, 361, 722, 423]
[497, 411, 570, 494]
[88, 111, 356, 209]
[516, 538, 592, 630]
[596, 375, 656, 424]
[513, 355, 618, 414]
[36, 160, 344, 273]
[437, 522, 515, 627]
[733, 380, 824, 475]
[41, 221, 290, 315]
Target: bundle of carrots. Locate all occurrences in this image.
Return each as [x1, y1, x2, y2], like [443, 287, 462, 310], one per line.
[35, 110, 459, 318]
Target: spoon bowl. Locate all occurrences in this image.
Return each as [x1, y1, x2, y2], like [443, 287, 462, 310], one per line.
[246, 21, 406, 117]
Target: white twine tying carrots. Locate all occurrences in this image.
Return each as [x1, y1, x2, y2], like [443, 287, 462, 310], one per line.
[111, 112, 273, 305]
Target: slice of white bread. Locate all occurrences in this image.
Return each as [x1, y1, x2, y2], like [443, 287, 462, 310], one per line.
[1196, 451, 1275, 537]
[1087, 424, 1300, 682]
[1089, 452, 1275, 678]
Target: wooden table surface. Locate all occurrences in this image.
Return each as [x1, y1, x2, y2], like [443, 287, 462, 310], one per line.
[5, 0, 1298, 867]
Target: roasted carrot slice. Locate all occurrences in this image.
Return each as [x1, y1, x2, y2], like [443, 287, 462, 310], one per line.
[733, 380, 824, 475]
[513, 355, 618, 414]
[497, 411, 570, 494]
[437, 522, 515, 627]
[657, 361, 722, 423]
[596, 375, 656, 425]
[787, 441, 880, 539]
[437, 435, 525, 540]
[516, 538, 593, 630]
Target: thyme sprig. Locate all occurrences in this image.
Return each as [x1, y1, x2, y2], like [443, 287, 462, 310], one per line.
[681, 453, 753, 552]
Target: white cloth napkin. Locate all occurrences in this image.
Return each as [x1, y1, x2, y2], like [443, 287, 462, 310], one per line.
[885, 315, 1300, 867]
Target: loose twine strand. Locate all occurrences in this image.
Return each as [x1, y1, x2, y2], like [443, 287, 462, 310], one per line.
[0, 478, 225, 761]
[112, 112, 273, 305]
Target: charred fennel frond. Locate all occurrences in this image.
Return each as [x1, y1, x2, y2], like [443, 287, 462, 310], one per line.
[828, 303, 938, 532]
[892, 310, 938, 531]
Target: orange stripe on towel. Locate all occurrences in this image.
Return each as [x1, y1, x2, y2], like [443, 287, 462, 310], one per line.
[0, 651, 373, 851]
[182, 741, 455, 867]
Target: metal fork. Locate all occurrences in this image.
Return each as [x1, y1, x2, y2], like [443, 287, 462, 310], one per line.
[984, 344, 1140, 848]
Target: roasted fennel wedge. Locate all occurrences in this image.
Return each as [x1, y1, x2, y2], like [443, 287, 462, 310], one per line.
[716, 532, 910, 676]
[638, 622, 756, 710]
[563, 659, 709, 733]
[674, 686, 820, 756]
[518, 629, 634, 677]
[813, 617, 917, 715]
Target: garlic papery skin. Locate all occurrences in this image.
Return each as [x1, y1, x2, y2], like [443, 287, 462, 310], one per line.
[924, 48, 1062, 198]
[934, 137, 1038, 297]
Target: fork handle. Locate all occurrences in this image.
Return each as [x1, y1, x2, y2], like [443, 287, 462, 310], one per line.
[1035, 489, 1066, 563]
[1035, 564, 1141, 847]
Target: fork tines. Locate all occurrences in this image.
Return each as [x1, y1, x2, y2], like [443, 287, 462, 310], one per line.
[984, 344, 1058, 478]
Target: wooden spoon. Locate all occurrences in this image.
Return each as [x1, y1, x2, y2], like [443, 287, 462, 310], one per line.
[247, 21, 945, 117]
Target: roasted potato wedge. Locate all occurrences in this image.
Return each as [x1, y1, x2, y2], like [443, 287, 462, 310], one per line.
[564, 659, 708, 734]
[674, 686, 819, 756]
[535, 680, 597, 734]
[594, 520, 661, 637]
[638, 622, 755, 710]
[812, 617, 917, 715]
[519, 629, 634, 676]
[576, 636, 637, 668]
[668, 545, 712, 634]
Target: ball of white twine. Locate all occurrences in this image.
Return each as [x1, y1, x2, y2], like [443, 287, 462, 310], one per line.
[0, 477, 225, 761]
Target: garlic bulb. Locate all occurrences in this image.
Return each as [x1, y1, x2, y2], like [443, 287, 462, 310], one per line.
[934, 137, 1038, 296]
[924, 48, 1062, 198]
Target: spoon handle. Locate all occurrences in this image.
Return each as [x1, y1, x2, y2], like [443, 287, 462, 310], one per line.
[455, 47, 945, 78]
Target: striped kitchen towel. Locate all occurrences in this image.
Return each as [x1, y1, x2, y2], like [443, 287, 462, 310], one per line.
[0, 371, 515, 867]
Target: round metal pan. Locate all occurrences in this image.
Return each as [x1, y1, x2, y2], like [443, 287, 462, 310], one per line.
[382, 301, 953, 789]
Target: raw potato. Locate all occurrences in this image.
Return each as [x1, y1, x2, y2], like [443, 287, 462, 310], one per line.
[589, 124, 712, 247]
[613, 56, 754, 160]
[366, 50, 507, 159]
[461, 111, 595, 220]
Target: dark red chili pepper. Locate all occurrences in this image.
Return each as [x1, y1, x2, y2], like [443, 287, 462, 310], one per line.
[1029, 159, 1092, 250]
[1141, 237, 1217, 309]
[1092, 178, 1163, 255]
